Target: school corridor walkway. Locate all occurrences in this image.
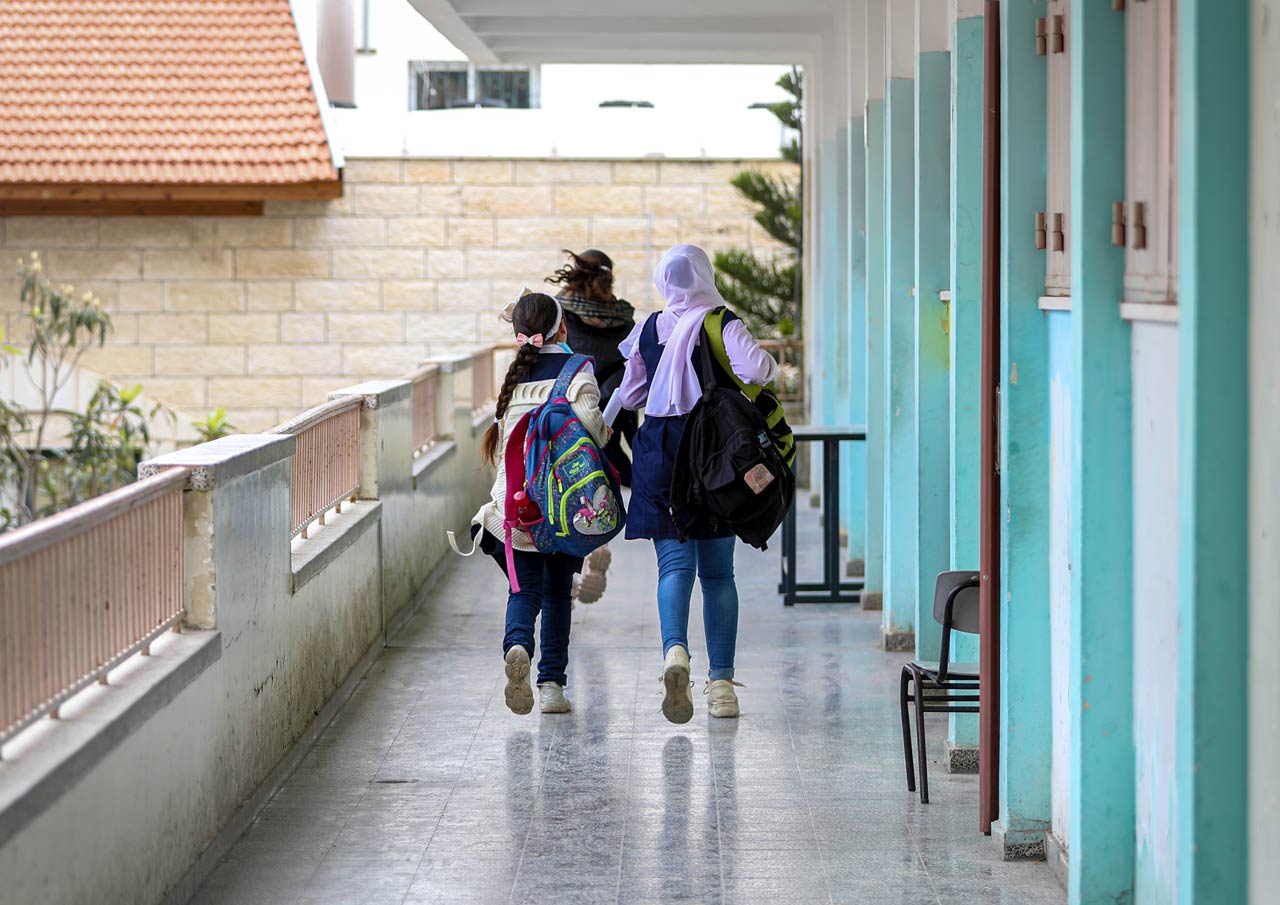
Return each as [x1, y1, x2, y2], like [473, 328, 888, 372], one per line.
[187, 512, 1063, 905]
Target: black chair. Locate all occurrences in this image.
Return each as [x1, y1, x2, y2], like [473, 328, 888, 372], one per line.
[899, 570, 981, 803]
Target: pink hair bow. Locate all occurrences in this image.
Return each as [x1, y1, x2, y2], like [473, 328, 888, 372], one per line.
[516, 332, 544, 348]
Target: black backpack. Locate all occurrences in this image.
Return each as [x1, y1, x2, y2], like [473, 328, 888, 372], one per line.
[670, 316, 795, 549]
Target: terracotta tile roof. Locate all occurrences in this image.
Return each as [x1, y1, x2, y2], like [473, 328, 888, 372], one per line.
[0, 0, 339, 188]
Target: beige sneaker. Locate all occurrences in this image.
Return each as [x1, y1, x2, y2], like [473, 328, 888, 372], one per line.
[705, 679, 743, 718]
[660, 645, 694, 724]
[503, 646, 534, 715]
[576, 545, 611, 603]
[538, 683, 572, 713]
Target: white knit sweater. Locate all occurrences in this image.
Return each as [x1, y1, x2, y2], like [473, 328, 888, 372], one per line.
[472, 364, 607, 551]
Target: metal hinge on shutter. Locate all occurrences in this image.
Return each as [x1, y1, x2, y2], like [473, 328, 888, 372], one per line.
[1131, 201, 1148, 250]
[1035, 17, 1048, 55]
[1035, 211, 1048, 249]
[1049, 15, 1065, 53]
[1112, 202, 1127, 247]
[1051, 213, 1065, 252]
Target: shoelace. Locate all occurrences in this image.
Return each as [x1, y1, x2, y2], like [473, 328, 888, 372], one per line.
[703, 680, 747, 695]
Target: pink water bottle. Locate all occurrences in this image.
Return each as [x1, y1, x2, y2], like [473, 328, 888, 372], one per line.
[514, 491, 542, 526]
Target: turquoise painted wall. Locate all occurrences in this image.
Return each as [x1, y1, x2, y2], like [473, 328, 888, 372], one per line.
[998, 0, 1053, 848]
[1068, 3, 1135, 902]
[1176, 1, 1250, 902]
[883, 76, 917, 643]
[948, 14, 984, 748]
[913, 50, 951, 663]
[864, 99, 887, 602]
[845, 116, 868, 573]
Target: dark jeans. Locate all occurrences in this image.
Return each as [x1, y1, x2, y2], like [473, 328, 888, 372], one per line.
[485, 533, 578, 687]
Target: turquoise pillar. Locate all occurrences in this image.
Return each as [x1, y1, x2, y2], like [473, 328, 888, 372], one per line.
[1068, 2, 1134, 901]
[996, 0, 1052, 855]
[948, 12, 984, 749]
[845, 116, 868, 575]
[882, 75, 917, 649]
[864, 99, 887, 608]
[1176, 1, 1249, 902]
[913, 49, 950, 663]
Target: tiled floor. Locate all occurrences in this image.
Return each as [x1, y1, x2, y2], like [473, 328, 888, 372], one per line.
[190, 509, 1065, 905]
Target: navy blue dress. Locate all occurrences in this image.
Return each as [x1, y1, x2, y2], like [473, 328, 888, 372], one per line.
[625, 314, 734, 542]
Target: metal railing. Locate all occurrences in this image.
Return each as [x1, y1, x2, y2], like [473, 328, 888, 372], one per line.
[410, 364, 441, 456]
[0, 468, 188, 747]
[271, 397, 361, 539]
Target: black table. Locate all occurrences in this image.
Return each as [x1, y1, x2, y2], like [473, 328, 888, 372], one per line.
[779, 424, 867, 605]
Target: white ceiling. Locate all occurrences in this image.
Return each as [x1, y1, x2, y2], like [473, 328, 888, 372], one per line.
[406, 0, 838, 65]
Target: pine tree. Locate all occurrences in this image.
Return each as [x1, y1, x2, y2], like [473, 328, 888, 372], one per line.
[714, 67, 803, 337]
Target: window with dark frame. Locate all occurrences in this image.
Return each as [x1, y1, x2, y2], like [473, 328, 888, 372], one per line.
[410, 62, 538, 111]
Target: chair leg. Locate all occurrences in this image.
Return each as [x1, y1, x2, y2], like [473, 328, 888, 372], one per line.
[899, 666, 916, 792]
[911, 666, 930, 804]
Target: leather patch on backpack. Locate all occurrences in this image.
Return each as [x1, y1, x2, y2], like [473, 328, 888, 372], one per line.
[744, 463, 776, 495]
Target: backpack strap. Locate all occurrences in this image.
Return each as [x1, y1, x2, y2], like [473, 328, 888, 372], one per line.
[502, 411, 533, 593]
[549, 353, 591, 401]
[703, 308, 763, 401]
[702, 307, 797, 467]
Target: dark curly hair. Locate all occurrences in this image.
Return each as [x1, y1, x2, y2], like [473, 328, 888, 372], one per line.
[546, 249, 615, 301]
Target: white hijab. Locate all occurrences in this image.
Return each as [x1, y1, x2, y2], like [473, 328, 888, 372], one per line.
[619, 244, 726, 417]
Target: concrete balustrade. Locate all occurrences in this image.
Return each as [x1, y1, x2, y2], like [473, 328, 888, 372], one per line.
[0, 356, 493, 905]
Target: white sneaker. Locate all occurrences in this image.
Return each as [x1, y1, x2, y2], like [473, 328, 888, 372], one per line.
[660, 646, 694, 724]
[705, 679, 743, 719]
[576, 546, 611, 603]
[538, 682, 572, 713]
[504, 646, 534, 715]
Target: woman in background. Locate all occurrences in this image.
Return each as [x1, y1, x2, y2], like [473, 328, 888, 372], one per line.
[545, 249, 636, 603]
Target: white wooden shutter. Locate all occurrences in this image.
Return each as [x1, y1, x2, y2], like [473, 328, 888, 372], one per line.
[1044, 0, 1071, 296]
[1124, 0, 1179, 305]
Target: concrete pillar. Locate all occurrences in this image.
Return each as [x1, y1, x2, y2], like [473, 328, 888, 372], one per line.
[328, 380, 417, 626]
[1250, 3, 1280, 901]
[1067, 2, 1134, 899]
[863, 0, 888, 609]
[843, 0, 869, 578]
[882, 0, 918, 650]
[1177, 1, 1249, 902]
[947, 0, 984, 757]
[995, 0, 1052, 860]
[912, 0, 951, 663]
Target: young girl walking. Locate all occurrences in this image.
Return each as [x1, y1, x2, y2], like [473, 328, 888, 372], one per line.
[604, 245, 778, 723]
[472, 291, 608, 715]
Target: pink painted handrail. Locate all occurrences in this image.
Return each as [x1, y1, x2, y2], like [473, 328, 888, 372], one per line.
[410, 364, 440, 456]
[0, 468, 188, 746]
[271, 397, 362, 539]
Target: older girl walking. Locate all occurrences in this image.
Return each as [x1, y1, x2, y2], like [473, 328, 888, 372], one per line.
[604, 245, 778, 722]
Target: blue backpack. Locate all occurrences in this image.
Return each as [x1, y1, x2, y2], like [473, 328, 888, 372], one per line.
[502, 355, 625, 591]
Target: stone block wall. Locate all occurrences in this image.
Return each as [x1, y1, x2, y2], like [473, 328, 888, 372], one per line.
[0, 157, 794, 431]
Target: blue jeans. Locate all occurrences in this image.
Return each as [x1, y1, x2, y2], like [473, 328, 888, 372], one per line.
[654, 536, 739, 680]
[491, 544, 577, 687]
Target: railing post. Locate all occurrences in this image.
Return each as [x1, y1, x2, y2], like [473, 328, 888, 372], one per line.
[141, 435, 295, 631]
[327, 380, 415, 622]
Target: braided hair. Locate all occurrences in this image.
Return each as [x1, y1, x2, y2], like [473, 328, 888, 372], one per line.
[480, 292, 564, 467]
[546, 248, 615, 301]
